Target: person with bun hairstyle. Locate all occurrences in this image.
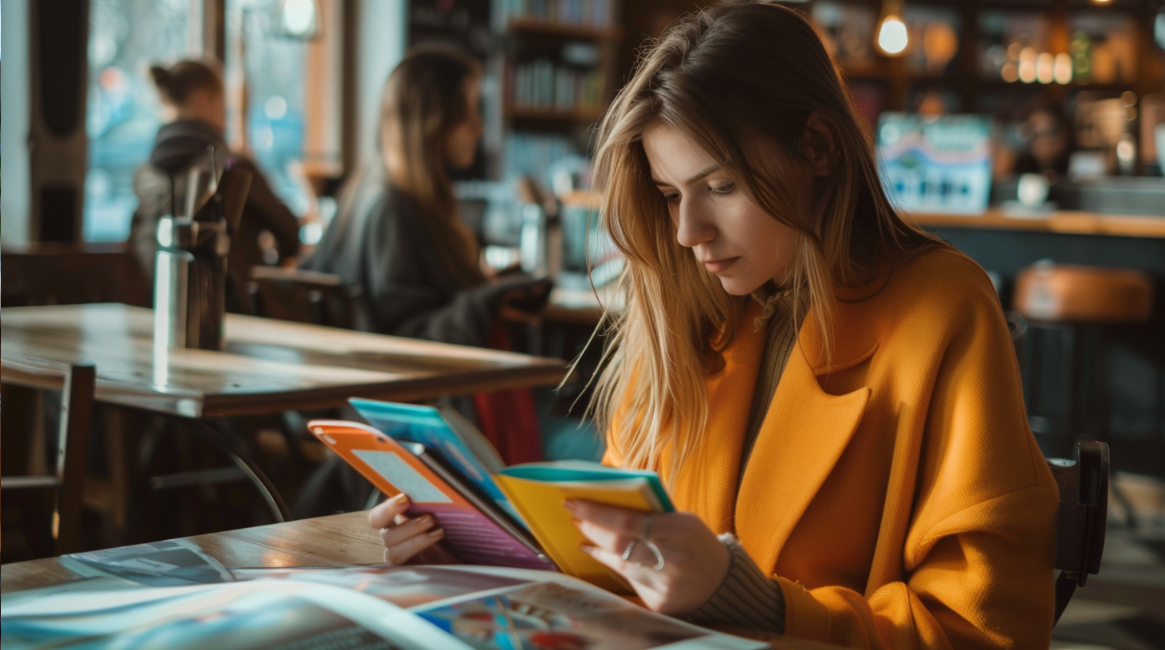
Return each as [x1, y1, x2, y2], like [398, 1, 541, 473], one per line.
[369, 5, 1058, 648]
[131, 60, 301, 309]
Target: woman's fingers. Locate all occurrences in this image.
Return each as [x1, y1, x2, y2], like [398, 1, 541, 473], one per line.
[368, 493, 410, 530]
[566, 500, 651, 539]
[384, 527, 446, 566]
[378, 514, 437, 548]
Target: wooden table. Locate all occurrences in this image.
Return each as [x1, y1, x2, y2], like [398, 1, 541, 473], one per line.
[1, 303, 568, 523]
[0, 512, 844, 650]
[1, 303, 568, 418]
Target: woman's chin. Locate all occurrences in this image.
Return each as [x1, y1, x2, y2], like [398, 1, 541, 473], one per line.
[717, 276, 765, 296]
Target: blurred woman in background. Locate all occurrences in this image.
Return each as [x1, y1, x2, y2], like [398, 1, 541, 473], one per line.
[305, 44, 547, 349]
[131, 59, 301, 310]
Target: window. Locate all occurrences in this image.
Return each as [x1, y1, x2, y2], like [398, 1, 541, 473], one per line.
[85, 0, 193, 241]
[225, 0, 314, 218]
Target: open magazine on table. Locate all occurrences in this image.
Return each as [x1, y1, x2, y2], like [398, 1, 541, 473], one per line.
[315, 398, 675, 592]
[1, 563, 770, 650]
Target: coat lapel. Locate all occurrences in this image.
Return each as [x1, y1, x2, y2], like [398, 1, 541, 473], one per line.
[734, 295, 877, 575]
[667, 304, 767, 535]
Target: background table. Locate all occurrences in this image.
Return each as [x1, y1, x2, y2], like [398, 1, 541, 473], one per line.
[1, 303, 569, 524]
[1, 303, 568, 418]
[0, 512, 845, 650]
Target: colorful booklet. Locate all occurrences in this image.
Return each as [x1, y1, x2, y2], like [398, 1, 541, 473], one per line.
[1, 565, 770, 650]
[321, 398, 675, 593]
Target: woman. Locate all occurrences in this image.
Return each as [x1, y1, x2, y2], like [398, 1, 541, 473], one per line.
[305, 45, 548, 349]
[131, 60, 301, 310]
[370, 5, 1058, 648]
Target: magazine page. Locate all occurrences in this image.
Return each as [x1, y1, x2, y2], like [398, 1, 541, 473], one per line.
[407, 566, 771, 650]
[58, 538, 234, 586]
[230, 565, 533, 608]
[231, 565, 769, 650]
[0, 579, 472, 650]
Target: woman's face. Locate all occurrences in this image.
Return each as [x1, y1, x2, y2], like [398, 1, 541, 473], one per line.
[443, 76, 484, 170]
[642, 122, 802, 296]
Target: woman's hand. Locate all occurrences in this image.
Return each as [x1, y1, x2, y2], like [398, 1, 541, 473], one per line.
[368, 493, 451, 565]
[566, 500, 731, 616]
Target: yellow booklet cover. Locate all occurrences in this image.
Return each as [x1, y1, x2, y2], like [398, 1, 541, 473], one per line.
[494, 474, 665, 594]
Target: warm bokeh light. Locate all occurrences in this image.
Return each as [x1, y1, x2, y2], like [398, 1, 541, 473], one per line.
[1019, 47, 1038, 83]
[1001, 62, 1019, 83]
[1054, 53, 1073, 84]
[1037, 52, 1055, 84]
[877, 16, 909, 55]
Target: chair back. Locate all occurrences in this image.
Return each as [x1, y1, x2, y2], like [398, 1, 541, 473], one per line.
[1, 356, 96, 556]
[1, 242, 149, 308]
[248, 267, 363, 330]
[1047, 440, 1109, 625]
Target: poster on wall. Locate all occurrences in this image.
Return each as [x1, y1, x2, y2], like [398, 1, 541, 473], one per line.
[877, 113, 993, 215]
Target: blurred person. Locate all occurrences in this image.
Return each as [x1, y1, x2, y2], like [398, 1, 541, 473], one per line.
[303, 45, 548, 349]
[130, 60, 302, 310]
[1011, 97, 1074, 178]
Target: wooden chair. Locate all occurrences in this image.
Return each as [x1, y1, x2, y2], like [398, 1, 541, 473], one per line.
[247, 267, 363, 329]
[1, 357, 96, 558]
[1, 242, 149, 308]
[1047, 440, 1109, 626]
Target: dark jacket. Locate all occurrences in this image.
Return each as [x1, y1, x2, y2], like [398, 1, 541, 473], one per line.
[130, 120, 301, 310]
[302, 174, 527, 348]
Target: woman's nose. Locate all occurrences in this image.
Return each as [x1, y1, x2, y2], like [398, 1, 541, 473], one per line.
[674, 202, 716, 248]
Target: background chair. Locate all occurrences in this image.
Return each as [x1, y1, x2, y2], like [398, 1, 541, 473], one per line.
[1, 357, 96, 558]
[247, 267, 363, 329]
[1048, 440, 1110, 626]
[1, 242, 149, 309]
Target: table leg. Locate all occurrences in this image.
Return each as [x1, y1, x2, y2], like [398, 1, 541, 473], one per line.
[192, 421, 289, 523]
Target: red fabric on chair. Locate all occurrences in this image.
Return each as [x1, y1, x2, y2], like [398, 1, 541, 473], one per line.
[472, 323, 545, 465]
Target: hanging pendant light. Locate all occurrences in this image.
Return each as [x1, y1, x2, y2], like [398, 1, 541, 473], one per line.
[876, 0, 909, 57]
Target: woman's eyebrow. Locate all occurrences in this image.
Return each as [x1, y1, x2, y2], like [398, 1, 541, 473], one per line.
[652, 164, 723, 187]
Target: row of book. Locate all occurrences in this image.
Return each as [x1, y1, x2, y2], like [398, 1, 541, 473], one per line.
[508, 59, 606, 115]
[505, 0, 615, 28]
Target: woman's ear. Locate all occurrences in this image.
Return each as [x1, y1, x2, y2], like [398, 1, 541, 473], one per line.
[797, 113, 838, 177]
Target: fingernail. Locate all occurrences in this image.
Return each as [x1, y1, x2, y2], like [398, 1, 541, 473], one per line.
[420, 515, 434, 526]
[579, 544, 596, 555]
[392, 493, 409, 505]
[571, 517, 583, 527]
[428, 528, 445, 539]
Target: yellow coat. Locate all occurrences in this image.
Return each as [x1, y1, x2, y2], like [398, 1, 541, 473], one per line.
[605, 249, 1058, 649]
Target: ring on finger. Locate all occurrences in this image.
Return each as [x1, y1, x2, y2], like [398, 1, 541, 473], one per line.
[642, 539, 665, 571]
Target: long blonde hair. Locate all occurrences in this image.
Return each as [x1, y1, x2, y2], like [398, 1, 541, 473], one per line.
[589, 3, 940, 477]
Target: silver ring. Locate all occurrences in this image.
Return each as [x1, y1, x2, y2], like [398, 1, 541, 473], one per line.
[621, 538, 638, 561]
[642, 539, 665, 571]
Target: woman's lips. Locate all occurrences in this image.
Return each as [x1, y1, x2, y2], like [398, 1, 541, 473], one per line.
[703, 257, 739, 273]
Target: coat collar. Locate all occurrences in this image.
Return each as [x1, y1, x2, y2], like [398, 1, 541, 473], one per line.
[668, 281, 882, 573]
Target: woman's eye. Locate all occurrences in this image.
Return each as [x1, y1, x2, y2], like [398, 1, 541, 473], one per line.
[663, 192, 680, 203]
[709, 182, 735, 196]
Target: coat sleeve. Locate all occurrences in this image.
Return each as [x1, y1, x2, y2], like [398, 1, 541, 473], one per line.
[777, 276, 1059, 649]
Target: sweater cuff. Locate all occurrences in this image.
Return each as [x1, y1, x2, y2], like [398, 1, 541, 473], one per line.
[687, 533, 786, 633]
